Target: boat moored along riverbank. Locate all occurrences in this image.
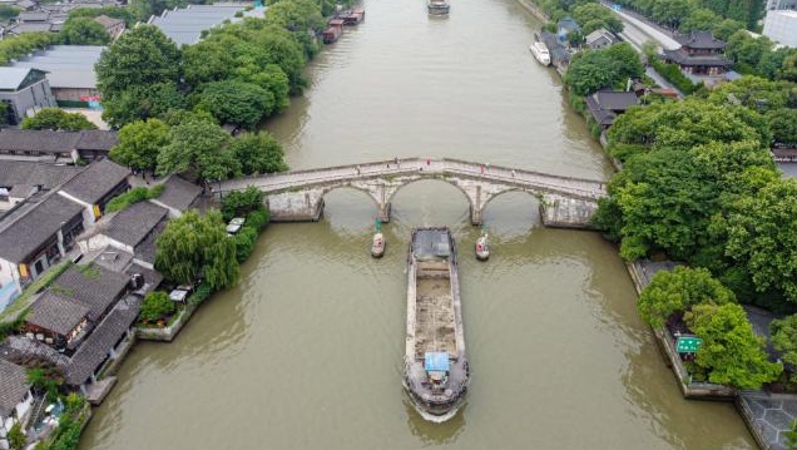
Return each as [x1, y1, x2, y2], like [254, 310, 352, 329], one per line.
[404, 228, 468, 422]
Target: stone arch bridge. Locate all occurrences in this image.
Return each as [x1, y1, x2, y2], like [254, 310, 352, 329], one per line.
[215, 157, 608, 228]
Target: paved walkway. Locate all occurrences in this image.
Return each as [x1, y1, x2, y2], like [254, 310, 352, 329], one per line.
[217, 157, 607, 200]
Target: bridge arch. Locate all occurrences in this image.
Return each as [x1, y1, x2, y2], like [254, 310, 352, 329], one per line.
[386, 177, 476, 213]
[480, 187, 543, 212]
[316, 184, 381, 209]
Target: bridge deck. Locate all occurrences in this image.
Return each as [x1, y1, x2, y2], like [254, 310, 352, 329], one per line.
[217, 157, 607, 200]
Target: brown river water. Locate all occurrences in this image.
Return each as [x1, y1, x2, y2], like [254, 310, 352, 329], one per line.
[79, 0, 757, 448]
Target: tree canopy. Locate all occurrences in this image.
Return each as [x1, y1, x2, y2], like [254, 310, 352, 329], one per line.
[156, 118, 238, 181]
[771, 314, 797, 382]
[196, 80, 274, 130]
[227, 132, 288, 175]
[571, 3, 623, 35]
[111, 118, 171, 171]
[96, 25, 181, 98]
[685, 302, 781, 389]
[59, 17, 110, 45]
[565, 43, 643, 96]
[638, 266, 736, 328]
[20, 108, 97, 131]
[155, 210, 239, 290]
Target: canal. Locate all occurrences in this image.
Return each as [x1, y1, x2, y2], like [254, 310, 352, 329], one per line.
[79, 0, 757, 448]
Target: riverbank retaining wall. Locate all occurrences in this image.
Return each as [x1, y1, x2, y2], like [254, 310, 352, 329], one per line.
[137, 302, 199, 342]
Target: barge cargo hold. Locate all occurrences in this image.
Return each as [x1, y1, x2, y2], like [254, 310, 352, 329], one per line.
[403, 227, 468, 422]
[427, 0, 450, 16]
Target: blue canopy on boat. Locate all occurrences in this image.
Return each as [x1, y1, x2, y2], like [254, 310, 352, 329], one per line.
[424, 352, 450, 372]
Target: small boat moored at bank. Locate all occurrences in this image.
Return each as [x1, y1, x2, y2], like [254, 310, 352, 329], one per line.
[404, 227, 468, 422]
[322, 18, 345, 44]
[529, 40, 551, 66]
[427, 0, 450, 16]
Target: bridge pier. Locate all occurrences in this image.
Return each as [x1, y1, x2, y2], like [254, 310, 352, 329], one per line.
[470, 205, 482, 226]
[267, 191, 325, 222]
[539, 195, 599, 229]
[378, 202, 392, 223]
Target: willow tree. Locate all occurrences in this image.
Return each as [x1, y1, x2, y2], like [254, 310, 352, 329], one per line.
[155, 210, 239, 290]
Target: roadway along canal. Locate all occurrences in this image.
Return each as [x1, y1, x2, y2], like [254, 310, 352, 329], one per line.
[79, 0, 757, 448]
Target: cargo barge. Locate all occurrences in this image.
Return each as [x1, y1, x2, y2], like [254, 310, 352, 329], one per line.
[403, 227, 468, 422]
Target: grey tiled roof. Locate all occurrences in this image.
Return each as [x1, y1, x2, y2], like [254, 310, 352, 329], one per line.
[0, 67, 37, 91]
[52, 264, 129, 321]
[12, 45, 105, 90]
[66, 295, 139, 386]
[0, 359, 30, 418]
[133, 220, 166, 264]
[662, 49, 732, 67]
[0, 130, 80, 153]
[0, 130, 118, 154]
[675, 31, 726, 49]
[28, 291, 89, 336]
[155, 176, 201, 212]
[60, 159, 130, 205]
[76, 130, 118, 151]
[0, 161, 83, 193]
[0, 192, 84, 263]
[98, 201, 168, 247]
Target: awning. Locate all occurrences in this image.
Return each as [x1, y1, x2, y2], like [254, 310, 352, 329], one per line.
[424, 352, 450, 372]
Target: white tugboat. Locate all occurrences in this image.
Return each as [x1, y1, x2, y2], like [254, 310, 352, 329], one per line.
[371, 219, 385, 258]
[475, 233, 489, 261]
[404, 228, 468, 422]
[529, 40, 551, 66]
[427, 0, 450, 16]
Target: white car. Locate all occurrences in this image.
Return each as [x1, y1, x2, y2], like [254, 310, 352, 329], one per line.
[226, 217, 246, 235]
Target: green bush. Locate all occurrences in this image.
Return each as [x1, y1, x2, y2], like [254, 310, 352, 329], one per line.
[105, 185, 165, 213]
[63, 393, 85, 415]
[221, 186, 265, 221]
[234, 226, 259, 263]
[188, 283, 213, 306]
[140, 291, 176, 323]
[246, 208, 270, 232]
[651, 59, 696, 95]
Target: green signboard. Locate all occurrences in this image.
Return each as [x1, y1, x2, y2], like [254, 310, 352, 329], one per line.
[676, 336, 703, 353]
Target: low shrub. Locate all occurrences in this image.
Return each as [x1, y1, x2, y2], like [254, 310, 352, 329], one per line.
[246, 207, 270, 232]
[106, 185, 165, 213]
[188, 283, 213, 306]
[221, 186, 265, 221]
[234, 226, 259, 263]
[140, 291, 176, 323]
[651, 59, 697, 95]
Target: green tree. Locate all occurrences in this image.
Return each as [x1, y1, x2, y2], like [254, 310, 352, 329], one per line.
[787, 420, 797, 450]
[0, 5, 20, 21]
[638, 266, 736, 328]
[67, 6, 136, 26]
[724, 178, 797, 303]
[679, 8, 721, 33]
[769, 108, 797, 146]
[707, 76, 792, 113]
[156, 118, 239, 182]
[155, 210, 239, 290]
[227, 132, 288, 175]
[651, 0, 691, 29]
[20, 108, 97, 131]
[572, 3, 623, 34]
[725, 30, 774, 75]
[111, 118, 171, 171]
[771, 314, 797, 382]
[140, 291, 176, 322]
[101, 82, 187, 128]
[95, 25, 181, 98]
[0, 32, 56, 65]
[7, 422, 26, 450]
[59, 17, 110, 45]
[221, 186, 266, 221]
[780, 52, 797, 82]
[711, 18, 745, 41]
[196, 80, 273, 129]
[685, 303, 781, 389]
[565, 43, 643, 96]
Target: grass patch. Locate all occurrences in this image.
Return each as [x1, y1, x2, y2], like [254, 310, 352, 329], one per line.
[106, 185, 165, 213]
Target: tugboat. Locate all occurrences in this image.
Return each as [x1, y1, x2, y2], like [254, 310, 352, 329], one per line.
[371, 233, 385, 258]
[404, 227, 468, 422]
[475, 233, 489, 261]
[427, 0, 450, 16]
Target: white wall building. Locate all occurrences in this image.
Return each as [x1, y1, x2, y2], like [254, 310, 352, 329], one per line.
[763, 10, 797, 47]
